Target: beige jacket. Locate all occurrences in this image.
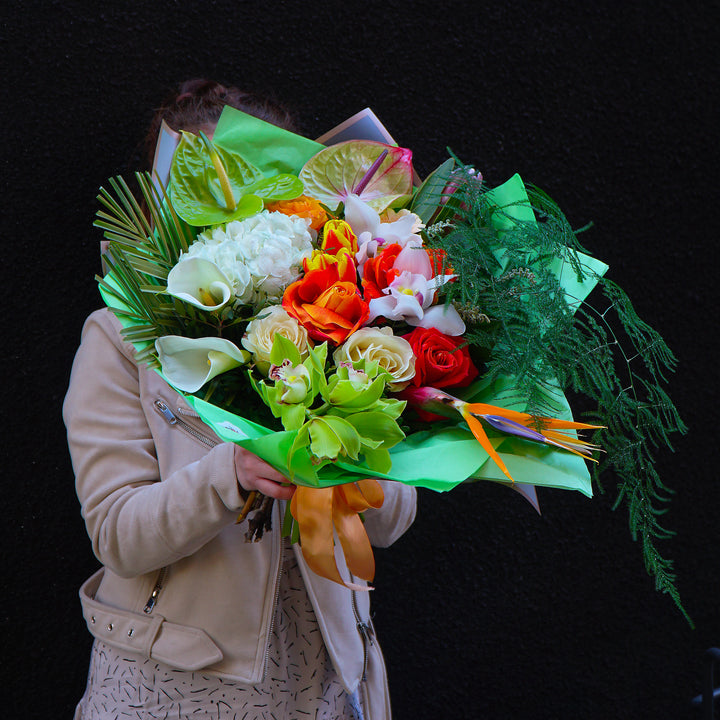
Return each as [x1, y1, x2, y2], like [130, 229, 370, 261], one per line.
[64, 309, 417, 719]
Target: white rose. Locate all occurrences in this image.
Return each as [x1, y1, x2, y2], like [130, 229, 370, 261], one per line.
[333, 327, 416, 391]
[242, 305, 311, 374]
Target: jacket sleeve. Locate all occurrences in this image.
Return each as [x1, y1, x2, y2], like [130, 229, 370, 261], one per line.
[362, 480, 417, 549]
[63, 310, 247, 578]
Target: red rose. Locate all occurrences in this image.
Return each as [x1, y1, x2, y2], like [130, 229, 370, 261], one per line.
[403, 327, 478, 388]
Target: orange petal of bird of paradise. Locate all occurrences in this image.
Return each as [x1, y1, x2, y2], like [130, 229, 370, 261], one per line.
[290, 479, 384, 590]
[461, 403, 603, 484]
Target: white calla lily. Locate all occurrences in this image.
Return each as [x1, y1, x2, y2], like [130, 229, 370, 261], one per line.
[155, 335, 250, 393]
[166, 258, 233, 311]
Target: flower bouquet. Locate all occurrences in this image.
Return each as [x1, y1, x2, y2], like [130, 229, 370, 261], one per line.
[95, 106, 686, 611]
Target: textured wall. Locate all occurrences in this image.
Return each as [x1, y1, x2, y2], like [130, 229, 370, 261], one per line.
[3, 2, 717, 718]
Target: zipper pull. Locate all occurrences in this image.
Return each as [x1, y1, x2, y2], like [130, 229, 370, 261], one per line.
[143, 590, 159, 614]
[154, 400, 178, 425]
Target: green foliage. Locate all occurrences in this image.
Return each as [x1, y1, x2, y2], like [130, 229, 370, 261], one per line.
[425, 163, 689, 620]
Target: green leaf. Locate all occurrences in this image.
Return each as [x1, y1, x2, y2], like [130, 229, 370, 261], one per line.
[410, 157, 456, 224]
[169, 131, 265, 226]
[299, 140, 413, 213]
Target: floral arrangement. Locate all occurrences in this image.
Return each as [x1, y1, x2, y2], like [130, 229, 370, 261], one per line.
[96, 106, 686, 613]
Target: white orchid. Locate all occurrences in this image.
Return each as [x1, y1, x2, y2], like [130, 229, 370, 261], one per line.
[155, 335, 250, 393]
[343, 194, 423, 271]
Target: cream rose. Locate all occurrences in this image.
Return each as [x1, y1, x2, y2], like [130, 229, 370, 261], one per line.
[333, 327, 416, 391]
[242, 305, 311, 374]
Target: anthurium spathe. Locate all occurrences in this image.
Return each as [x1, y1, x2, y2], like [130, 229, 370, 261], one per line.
[155, 335, 250, 393]
[166, 257, 234, 311]
[299, 141, 413, 213]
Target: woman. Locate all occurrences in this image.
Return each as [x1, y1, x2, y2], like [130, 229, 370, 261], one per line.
[64, 79, 417, 720]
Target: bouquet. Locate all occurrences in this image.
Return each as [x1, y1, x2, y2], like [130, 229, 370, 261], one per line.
[96, 106, 686, 612]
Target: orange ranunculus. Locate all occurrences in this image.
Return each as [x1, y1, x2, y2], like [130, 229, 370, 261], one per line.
[321, 219, 359, 256]
[283, 263, 369, 345]
[361, 243, 403, 301]
[303, 247, 356, 276]
[265, 195, 328, 231]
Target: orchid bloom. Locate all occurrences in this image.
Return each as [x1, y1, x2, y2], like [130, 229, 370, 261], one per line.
[343, 194, 423, 271]
[156, 335, 250, 393]
[269, 360, 312, 404]
[366, 241, 465, 335]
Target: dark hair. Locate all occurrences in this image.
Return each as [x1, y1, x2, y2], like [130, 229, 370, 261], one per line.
[143, 78, 297, 169]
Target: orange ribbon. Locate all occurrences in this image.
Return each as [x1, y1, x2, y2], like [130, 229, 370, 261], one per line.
[290, 479, 384, 590]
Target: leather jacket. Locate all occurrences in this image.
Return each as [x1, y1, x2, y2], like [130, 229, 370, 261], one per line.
[64, 309, 417, 719]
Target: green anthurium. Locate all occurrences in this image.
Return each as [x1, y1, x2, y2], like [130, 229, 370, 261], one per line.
[245, 174, 305, 202]
[169, 131, 265, 226]
[308, 416, 361, 462]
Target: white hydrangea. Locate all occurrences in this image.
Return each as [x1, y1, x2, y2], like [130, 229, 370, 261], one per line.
[182, 211, 315, 308]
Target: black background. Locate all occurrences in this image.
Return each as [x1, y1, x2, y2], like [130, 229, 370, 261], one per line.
[3, 2, 718, 718]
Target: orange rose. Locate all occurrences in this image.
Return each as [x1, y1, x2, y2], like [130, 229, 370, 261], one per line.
[361, 243, 402, 301]
[321, 219, 359, 256]
[265, 195, 328, 231]
[283, 263, 369, 345]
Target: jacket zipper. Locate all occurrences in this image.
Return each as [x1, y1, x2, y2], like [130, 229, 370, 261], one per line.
[351, 584, 373, 682]
[153, 399, 217, 449]
[144, 399, 219, 614]
[143, 566, 168, 614]
[262, 532, 284, 680]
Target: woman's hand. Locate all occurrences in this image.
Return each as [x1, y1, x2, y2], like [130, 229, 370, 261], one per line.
[233, 446, 295, 501]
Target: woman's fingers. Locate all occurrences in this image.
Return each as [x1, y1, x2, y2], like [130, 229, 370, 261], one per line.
[233, 445, 294, 499]
[252, 476, 295, 501]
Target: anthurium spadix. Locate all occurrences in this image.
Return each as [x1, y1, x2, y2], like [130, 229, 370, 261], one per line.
[299, 141, 413, 213]
[166, 258, 234, 311]
[156, 336, 250, 393]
